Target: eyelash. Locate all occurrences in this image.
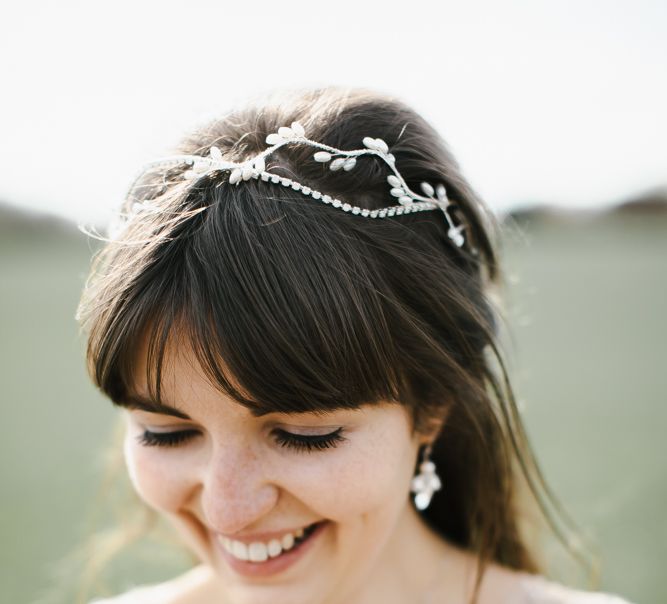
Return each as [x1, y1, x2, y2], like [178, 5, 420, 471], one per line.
[137, 427, 346, 452]
[273, 427, 346, 452]
[137, 429, 199, 448]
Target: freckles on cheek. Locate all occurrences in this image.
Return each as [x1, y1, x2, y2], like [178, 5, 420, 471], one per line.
[297, 443, 410, 520]
[123, 439, 188, 514]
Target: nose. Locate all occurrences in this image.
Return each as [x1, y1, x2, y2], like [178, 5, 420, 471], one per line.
[199, 440, 279, 536]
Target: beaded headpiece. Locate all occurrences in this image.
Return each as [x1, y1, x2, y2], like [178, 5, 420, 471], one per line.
[127, 121, 467, 247]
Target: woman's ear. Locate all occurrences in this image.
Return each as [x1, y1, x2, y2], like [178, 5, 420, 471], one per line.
[418, 406, 450, 446]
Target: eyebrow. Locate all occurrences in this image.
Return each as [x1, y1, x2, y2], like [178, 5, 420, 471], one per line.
[115, 395, 192, 420]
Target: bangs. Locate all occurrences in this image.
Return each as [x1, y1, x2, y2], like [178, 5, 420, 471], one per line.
[103, 180, 421, 416]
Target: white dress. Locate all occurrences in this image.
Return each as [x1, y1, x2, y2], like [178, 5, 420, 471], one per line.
[516, 574, 634, 604]
[91, 581, 634, 603]
[90, 566, 635, 603]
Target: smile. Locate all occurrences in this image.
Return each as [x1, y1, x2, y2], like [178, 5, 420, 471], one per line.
[214, 521, 328, 577]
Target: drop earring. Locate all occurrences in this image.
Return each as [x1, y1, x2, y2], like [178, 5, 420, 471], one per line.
[411, 444, 442, 511]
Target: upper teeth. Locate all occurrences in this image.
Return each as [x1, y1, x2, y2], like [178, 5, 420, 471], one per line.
[219, 526, 306, 563]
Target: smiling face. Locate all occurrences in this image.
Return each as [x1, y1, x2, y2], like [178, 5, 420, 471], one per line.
[121, 340, 434, 604]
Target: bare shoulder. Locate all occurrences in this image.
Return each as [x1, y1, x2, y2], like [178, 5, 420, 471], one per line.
[512, 573, 635, 604]
[436, 543, 633, 604]
[475, 561, 633, 604]
[89, 565, 219, 604]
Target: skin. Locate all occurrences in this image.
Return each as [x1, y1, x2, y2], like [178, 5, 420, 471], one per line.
[119, 340, 528, 604]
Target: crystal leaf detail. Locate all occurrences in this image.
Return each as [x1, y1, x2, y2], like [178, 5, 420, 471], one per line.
[254, 156, 266, 172]
[387, 175, 401, 188]
[329, 158, 346, 171]
[266, 133, 285, 145]
[314, 151, 332, 162]
[343, 158, 356, 171]
[291, 121, 305, 137]
[420, 182, 435, 197]
[229, 168, 242, 185]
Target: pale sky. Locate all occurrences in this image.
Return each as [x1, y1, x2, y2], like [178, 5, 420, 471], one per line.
[0, 0, 665, 224]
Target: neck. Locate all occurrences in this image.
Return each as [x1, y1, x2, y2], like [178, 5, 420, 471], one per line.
[339, 503, 452, 604]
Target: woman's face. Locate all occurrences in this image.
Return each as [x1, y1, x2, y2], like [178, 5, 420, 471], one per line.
[122, 342, 425, 604]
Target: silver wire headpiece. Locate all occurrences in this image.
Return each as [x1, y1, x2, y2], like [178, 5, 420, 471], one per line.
[129, 121, 466, 247]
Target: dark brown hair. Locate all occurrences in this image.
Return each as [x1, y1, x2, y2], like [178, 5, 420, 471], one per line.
[78, 86, 583, 597]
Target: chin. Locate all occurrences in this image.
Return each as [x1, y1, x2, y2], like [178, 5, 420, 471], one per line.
[224, 584, 324, 604]
[211, 520, 338, 604]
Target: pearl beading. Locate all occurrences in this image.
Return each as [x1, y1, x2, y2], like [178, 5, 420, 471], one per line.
[127, 121, 467, 247]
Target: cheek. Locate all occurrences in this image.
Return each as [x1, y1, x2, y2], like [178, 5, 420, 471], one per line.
[123, 431, 194, 514]
[281, 426, 417, 522]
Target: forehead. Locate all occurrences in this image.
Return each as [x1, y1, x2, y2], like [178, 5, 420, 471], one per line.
[122, 342, 401, 429]
[126, 333, 252, 417]
[123, 332, 365, 421]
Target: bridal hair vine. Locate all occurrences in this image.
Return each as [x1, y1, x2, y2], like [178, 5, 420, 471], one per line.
[128, 121, 467, 248]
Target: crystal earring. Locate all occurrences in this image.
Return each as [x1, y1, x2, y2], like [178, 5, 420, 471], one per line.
[411, 444, 442, 511]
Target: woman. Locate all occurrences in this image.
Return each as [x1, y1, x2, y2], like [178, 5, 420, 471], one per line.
[78, 87, 631, 603]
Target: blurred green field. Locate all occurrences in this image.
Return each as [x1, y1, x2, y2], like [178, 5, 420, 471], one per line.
[1, 210, 665, 604]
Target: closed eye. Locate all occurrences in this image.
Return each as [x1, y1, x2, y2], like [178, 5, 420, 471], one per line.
[137, 429, 200, 448]
[135, 427, 346, 452]
[273, 427, 346, 452]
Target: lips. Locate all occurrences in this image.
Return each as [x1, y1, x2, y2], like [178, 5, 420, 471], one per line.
[218, 523, 315, 562]
[214, 521, 328, 578]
